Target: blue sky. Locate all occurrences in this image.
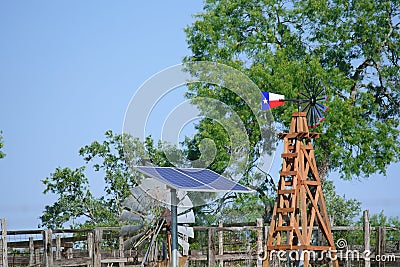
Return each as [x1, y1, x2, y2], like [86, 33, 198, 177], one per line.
[0, 1, 398, 230]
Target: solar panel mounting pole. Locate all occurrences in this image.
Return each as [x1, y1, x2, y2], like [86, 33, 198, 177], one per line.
[170, 188, 178, 267]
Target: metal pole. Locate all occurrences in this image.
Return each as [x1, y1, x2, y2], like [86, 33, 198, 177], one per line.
[171, 188, 178, 267]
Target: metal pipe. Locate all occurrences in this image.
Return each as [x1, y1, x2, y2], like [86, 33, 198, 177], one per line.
[170, 188, 178, 267]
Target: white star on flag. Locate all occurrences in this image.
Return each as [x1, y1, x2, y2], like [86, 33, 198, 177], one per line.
[261, 92, 285, 110]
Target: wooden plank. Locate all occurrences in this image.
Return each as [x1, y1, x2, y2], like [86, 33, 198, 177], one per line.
[280, 171, 298, 176]
[275, 226, 293, 231]
[309, 132, 320, 139]
[279, 132, 320, 140]
[87, 232, 93, 267]
[29, 237, 34, 266]
[300, 184, 308, 247]
[266, 244, 293, 250]
[304, 186, 334, 246]
[7, 235, 88, 249]
[6, 227, 118, 236]
[35, 248, 40, 265]
[7, 229, 42, 235]
[292, 219, 306, 247]
[218, 221, 223, 267]
[56, 235, 61, 260]
[256, 218, 263, 267]
[101, 258, 128, 263]
[93, 229, 102, 267]
[281, 152, 298, 158]
[43, 229, 53, 267]
[278, 189, 295, 194]
[297, 115, 304, 132]
[207, 228, 216, 266]
[377, 226, 386, 267]
[192, 225, 260, 231]
[66, 247, 73, 259]
[276, 207, 295, 213]
[1, 218, 8, 267]
[303, 144, 314, 150]
[316, 186, 335, 246]
[364, 210, 371, 267]
[190, 253, 259, 261]
[332, 226, 363, 231]
[298, 180, 320, 186]
[307, 188, 320, 244]
[119, 236, 125, 267]
[284, 180, 293, 186]
[292, 112, 306, 117]
[53, 257, 91, 266]
[266, 202, 278, 246]
[301, 147, 320, 181]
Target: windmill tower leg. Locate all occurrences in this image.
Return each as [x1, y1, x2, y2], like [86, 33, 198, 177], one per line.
[263, 112, 338, 267]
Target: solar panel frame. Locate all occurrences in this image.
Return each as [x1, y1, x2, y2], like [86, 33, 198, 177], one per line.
[134, 166, 254, 193]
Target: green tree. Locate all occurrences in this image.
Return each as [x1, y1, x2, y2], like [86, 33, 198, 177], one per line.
[368, 211, 400, 229]
[0, 131, 5, 158]
[40, 131, 170, 229]
[184, 0, 400, 181]
[368, 211, 400, 243]
[323, 180, 361, 226]
[351, 211, 400, 245]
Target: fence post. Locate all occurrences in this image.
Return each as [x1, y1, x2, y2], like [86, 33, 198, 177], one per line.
[119, 236, 125, 267]
[208, 228, 216, 266]
[29, 237, 35, 266]
[1, 218, 8, 267]
[87, 232, 94, 267]
[93, 228, 102, 267]
[35, 248, 40, 265]
[56, 235, 61, 260]
[376, 226, 386, 267]
[43, 229, 53, 267]
[256, 218, 264, 267]
[363, 210, 370, 267]
[218, 221, 224, 267]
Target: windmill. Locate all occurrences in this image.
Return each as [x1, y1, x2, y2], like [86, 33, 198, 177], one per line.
[262, 78, 339, 267]
[262, 75, 328, 128]
[119, 176, 195, 266]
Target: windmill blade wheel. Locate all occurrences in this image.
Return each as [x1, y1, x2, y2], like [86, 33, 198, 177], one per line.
[120, 180, 195, 265]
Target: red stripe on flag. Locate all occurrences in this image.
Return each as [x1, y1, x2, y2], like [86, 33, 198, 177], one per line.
[268, 100, 285, 109]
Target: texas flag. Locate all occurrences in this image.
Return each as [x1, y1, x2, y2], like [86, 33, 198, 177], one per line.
[262, 92, 285, 110]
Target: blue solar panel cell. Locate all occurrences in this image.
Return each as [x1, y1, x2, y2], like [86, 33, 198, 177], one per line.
[135, 166, 212, 190]
[176, 168, 243, 191]
[134, 166, 253, 193]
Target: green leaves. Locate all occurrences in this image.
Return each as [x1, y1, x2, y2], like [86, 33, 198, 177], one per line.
[78, 130, 135, 201]
[40, 131, 169, 229]
[40, 166, 113, 229]
[0, 131, 5, 159]
[322, 180, 361, 226]
[185, 0, 400, 180]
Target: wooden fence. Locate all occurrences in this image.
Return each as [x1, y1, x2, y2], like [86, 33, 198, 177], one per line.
[1, 210, 399, 267]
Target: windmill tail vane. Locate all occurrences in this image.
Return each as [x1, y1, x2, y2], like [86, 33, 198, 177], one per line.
[261, 81, 328, 128]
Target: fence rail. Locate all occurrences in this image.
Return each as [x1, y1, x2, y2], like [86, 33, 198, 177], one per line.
[1, 210, 399, 267]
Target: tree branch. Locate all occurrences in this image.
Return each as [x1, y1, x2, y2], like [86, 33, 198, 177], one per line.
[350, 59, 373, 100]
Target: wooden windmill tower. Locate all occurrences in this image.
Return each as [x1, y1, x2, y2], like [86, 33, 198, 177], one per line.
[262, 79, 338, 267]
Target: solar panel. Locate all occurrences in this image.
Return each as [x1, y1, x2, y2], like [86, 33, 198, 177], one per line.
[134, 166, 254, 193]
